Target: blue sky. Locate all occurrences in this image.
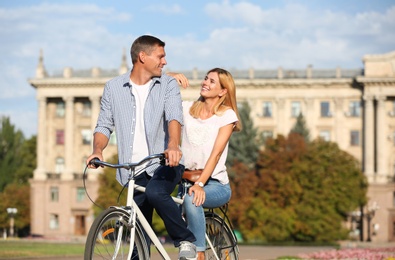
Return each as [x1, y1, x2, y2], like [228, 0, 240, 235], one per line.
[0, 0, 394, 138]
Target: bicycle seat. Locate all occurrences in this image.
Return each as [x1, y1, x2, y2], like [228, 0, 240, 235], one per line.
[182, 169, 203, 183]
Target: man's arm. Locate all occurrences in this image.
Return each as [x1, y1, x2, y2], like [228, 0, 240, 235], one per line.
[164, 120, 182, 167]
[86, 132, 109, 168]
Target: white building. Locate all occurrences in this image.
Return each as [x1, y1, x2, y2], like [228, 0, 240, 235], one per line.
[29, 50, 395, 242]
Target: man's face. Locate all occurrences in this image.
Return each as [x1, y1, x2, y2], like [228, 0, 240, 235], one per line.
[144, 45, 167, 77]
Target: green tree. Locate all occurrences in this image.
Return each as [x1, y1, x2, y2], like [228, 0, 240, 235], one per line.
[0, 116, 25, 191]
[230, 133, 367, 242]
[291, 138, 367, 242]
[14, 135, 37, 184]
[227, 102, 261, 169]
[0, 183, 31, 236]
[290, 113, 310, 143]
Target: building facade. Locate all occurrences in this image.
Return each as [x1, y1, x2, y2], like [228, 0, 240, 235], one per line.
[29, 50, 395, 242]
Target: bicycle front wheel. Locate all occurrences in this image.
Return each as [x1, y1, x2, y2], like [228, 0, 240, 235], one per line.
[85, 207, 149, 260]
[205, 213, 239, 260]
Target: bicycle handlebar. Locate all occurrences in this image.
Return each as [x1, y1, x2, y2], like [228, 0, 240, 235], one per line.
[89, 153, 166, 170]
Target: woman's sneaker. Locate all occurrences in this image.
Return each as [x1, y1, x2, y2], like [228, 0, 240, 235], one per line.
[178, 241, 197, 260]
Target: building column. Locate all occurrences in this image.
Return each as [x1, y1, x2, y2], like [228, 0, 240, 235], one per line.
[364, 95, 375, 182]
[88, 96, 101, 181]
[90, 96, 101, 132]
[376, 96, 387, 183]
[62, 96, 74, 180]
[33, 97, 47, 180]
[276, 98, 285, 135]
[304, 98, 315, 137]
[334, 98, 345, 149]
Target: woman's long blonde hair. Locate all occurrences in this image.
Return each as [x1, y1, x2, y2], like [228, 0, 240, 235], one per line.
[189, 68, 242, 132]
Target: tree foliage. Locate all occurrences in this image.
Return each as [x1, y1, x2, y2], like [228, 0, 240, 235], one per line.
[290, 113, 310, 143]
[227, 102, 261, 169]
[229, 132, 367, 242]
[0, 116, 25, 191]
[0, 117, 36, 236]
[0, 183, 31, 236]
[14, 135, 37, 184]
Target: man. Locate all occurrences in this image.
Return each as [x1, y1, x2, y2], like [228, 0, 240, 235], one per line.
[86, 35, 196, 260]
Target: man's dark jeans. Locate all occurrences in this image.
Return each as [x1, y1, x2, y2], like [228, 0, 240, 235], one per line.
[133, 164, 196, 247]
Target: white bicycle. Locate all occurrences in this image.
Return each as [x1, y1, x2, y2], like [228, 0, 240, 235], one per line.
[84, 153, 239, 260]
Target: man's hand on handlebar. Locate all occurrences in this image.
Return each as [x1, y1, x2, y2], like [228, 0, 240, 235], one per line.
[164, 146, 182, 167]
[86, 153, 103, 169]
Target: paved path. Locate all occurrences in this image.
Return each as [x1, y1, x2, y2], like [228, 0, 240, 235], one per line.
[152, 245, 336, 260]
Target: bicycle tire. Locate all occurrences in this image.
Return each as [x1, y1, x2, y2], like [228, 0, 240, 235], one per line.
[205, 212, 239, 260]
[84, 207, 149, 260]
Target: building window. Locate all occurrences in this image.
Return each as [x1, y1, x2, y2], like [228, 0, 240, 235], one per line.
[55, 157, 65, 174]
[319, 130, 331, 141]
[262, 130, 273, 144]
[109, 132, 117, 145]
[56, 130, 64, 145]
[262, 101, 272, 117]
[50, 187, 59, 202]
[349, 101, 361, 117]
[56, 102, 65, 117]
[320, 101, 331, 117]
[81, 129, 92, 145]
[76, 187, 85, 202]
[49, 214, 59, 230]
[291, 101, 301, 118]
[350, 130, 360, 146]
[82, 101, 91, 117]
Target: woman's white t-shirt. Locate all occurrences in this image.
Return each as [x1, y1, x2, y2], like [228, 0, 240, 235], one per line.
[181, 101, 238, 184]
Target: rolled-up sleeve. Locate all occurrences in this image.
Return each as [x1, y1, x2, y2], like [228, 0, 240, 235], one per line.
[94, 83, 114, 139]
[164, 76, 184, 126]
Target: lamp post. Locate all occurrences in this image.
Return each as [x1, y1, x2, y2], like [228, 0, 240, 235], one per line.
[349, 209, 362, 241]
[6, 208, 17, 238]
[365, 202, 379, 242]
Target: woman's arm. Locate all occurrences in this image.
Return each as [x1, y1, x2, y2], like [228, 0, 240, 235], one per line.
[167, 72, 189, 88]
[188, 123, 235, 206]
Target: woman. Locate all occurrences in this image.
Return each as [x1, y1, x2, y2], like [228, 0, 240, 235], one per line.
[178, 68, 242, 260]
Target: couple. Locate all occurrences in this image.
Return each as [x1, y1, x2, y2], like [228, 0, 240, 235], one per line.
[86, 35, 242, 260]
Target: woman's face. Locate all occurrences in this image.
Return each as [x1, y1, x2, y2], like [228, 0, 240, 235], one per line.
[200, 72, 227, 99]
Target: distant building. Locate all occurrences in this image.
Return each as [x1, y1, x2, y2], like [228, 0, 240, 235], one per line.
[29, 50, 395, 242]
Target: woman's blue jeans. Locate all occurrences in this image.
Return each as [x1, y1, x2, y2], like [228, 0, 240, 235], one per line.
[183, 179, 231, 252]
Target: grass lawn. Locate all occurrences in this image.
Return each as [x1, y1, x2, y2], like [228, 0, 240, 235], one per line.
[0, 239, 177, 259]
[0, 239, 85, 259]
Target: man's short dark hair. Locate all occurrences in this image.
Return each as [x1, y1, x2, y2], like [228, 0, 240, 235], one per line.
[130, 35, 165, 64]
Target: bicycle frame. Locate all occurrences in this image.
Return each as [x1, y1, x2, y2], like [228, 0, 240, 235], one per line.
[134, 183, 222, 260]
[87, 154, 230, 260]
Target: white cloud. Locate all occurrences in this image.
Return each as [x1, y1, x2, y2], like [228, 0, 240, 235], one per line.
[198, 1, 395, 69]
[0, 1, 394, 137]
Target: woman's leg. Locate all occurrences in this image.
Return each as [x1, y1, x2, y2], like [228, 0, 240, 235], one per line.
[184, 180, 231, 252]
[202, 180, 231, 209]
[183, 191, 206, 251]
